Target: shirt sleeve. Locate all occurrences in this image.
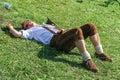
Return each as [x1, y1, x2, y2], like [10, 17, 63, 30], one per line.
[19, 30, 30, 39]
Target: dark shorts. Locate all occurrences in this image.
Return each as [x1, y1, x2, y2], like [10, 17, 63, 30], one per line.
[50, 23, 98, 52]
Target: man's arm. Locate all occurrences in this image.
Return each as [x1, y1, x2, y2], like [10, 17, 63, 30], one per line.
[6, 24, 22, 37]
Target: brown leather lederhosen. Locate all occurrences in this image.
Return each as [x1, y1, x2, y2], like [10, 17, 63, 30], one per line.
[45, 18, 98, 52]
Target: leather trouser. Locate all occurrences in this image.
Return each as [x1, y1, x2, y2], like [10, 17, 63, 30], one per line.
[50, 23, 98, 52]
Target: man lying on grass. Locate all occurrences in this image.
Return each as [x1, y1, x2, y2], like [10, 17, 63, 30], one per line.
[6, 18, 112, 73]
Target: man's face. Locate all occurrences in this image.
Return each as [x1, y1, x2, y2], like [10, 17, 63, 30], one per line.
[23, 21, 36, 30]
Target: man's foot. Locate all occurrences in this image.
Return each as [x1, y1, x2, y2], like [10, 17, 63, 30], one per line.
[95, 52, 112, 62]
[82, 59, 99, 73]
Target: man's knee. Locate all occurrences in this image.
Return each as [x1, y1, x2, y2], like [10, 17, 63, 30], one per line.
[87, 23, 97, 32]
[74, 28, 84, 40]
[81, 23, 98, 37]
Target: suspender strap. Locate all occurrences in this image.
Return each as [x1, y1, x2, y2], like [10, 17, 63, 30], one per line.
[42, 26, 57, 35]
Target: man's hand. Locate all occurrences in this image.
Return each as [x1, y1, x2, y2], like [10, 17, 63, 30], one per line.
[6, 24, 14, 29]
[6, 24, 22, 37]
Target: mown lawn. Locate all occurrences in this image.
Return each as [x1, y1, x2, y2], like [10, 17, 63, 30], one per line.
[0, 0, 120, 80]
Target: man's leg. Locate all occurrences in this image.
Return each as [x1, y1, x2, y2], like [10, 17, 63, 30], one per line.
[52, 27, 99, 72]
[80, 23, 112, 62]
[90, 33, 112, 62]
[73, 28, 99, 72]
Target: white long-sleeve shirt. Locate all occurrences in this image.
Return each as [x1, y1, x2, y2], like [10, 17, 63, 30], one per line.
[20, 24, 59, 45]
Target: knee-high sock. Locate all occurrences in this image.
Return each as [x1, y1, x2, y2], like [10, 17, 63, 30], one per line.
[95, 45, 103, 54]
[81, 51, 91, 61]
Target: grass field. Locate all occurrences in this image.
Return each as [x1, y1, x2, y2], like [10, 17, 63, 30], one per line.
[0, 0, 120, 80]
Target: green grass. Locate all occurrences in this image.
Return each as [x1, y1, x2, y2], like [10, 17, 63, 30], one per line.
[0, 0, 120, 80]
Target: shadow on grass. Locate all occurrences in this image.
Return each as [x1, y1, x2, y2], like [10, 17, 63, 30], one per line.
[1, 27, 22, 38]
[76, 0, 83, 3]
[76, 0, 120, 7]
[98, 0, 120, 7]
[76, 0, 95, 3]
[1, 26, 86, 70]
[38, 45, 85, 69]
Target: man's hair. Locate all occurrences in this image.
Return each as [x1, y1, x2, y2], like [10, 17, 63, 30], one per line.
[21, 20, 30, 29]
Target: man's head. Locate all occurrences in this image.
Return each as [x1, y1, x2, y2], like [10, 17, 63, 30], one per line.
[21, 20, 37, 30]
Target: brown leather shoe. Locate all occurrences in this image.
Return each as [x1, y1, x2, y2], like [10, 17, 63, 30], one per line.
[95, 52, 112, 62]
[82, 59, 99, 73]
